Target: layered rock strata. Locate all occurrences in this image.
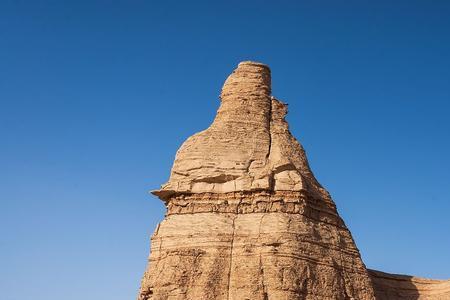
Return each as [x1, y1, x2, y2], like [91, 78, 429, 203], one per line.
[139, 61, 449, 300]
[152, 62, 329, 200]
[139, 61, 375, 300]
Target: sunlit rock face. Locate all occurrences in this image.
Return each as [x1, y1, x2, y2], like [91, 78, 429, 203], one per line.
[138, 62, 449, 300]
[153, 61, 324, 200]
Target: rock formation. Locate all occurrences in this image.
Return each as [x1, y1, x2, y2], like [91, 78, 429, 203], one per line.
[139, 61, 450, 300]
[369, 270, 450, 300]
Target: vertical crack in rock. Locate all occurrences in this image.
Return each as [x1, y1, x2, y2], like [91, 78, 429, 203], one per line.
[258, 214, 268, 300]
[138, 61, 450, 300]
[226, 215, 236, 300]
[266, 96, 273, 163]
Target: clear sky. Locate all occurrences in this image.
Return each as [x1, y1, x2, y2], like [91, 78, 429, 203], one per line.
[1, 1, 450, 299]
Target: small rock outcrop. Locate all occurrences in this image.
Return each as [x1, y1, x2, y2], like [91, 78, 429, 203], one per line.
[139, 61, 449, 300]
[369, 270, 450, 300]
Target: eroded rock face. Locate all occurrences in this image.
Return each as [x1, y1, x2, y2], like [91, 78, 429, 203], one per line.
[153, 62, 324, 200]
[139, 61, 375, 300]
[138, 61, 448, 300]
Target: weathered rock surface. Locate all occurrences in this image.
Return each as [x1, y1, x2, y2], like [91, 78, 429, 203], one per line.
[153, 62, 322, 200]
[139, 61, 449, 300]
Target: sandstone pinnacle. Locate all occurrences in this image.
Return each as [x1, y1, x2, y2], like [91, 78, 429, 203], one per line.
[153, 61, 324, 201]
[139, 61, 450, 300]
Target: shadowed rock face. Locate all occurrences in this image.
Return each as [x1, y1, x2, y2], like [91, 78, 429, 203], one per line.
[138, 62, 449, 300]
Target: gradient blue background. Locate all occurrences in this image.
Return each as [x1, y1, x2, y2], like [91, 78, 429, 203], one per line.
[1, 1, 449, 299]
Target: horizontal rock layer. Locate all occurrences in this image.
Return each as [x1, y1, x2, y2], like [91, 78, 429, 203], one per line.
[139, 193, 375, 300]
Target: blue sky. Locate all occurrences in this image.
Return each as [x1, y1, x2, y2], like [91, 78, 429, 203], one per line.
[1, 1, 449, 299]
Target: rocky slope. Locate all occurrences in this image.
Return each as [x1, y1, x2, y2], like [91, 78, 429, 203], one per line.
[138, 61, 449, 300]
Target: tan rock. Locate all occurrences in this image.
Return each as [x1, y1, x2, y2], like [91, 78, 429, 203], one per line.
[139, 61, 449, 300]
[152, 62, 323, 200]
